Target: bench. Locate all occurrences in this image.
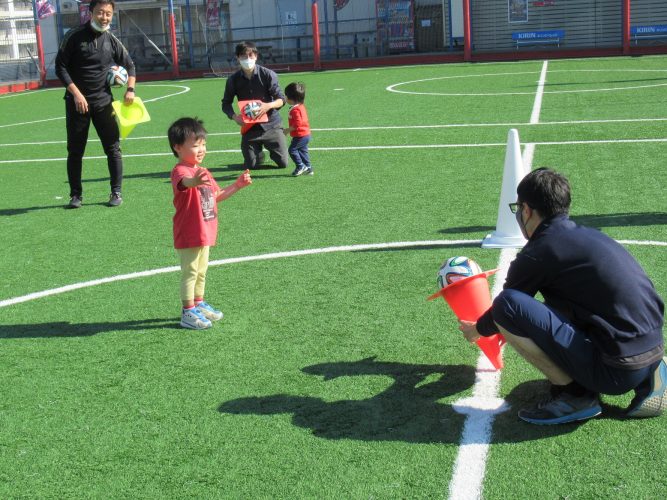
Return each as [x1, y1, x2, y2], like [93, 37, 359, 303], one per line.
[631, 25, 667, 45]
[512, 30, 564, 49]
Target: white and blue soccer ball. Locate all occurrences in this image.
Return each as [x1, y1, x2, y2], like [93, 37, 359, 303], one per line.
[107, 65, 128, 88]
[437, 256, 483, 288]
[243, 101, 261, 120]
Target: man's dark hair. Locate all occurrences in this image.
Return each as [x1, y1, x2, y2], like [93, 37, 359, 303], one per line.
[167, 117, 207, 157]
[235, 41, 258, 57]
[517, 167, 571, 218]
[285, 82, 306, 104]
[89, 0, 115, 11]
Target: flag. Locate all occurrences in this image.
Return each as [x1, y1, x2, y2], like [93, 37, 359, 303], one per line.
[36, 0, 56, 19]
[334, 0, 350, 10]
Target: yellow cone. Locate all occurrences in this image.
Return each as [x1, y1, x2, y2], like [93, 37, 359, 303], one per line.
[112, 96, 151, 139]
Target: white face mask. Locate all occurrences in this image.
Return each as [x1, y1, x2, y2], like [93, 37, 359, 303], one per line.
[90, 19, 110, 33]
[239, 58, 255, 71]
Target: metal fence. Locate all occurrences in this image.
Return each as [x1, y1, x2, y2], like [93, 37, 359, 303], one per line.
[2, 0, 667, 86]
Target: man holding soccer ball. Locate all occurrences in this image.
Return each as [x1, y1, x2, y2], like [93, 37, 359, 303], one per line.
[459, 168, 665, 425]
[221, 41, 289, 170]
[55, 0, 136, 208]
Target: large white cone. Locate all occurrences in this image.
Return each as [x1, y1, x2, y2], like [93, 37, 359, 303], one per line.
[482, 129, 529, 248]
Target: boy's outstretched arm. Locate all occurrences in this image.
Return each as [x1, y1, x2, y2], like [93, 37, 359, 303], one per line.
[216, 169, 252, 202]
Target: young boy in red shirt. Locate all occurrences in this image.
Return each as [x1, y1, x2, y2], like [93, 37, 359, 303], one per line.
[283, 82, 313, 176]
[168, 117, 252, 329]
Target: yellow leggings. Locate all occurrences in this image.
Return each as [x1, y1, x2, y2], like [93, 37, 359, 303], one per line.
[177, 246, 210, 303]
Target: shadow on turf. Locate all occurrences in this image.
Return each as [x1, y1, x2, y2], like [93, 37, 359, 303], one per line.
[0, 318, 177, 338]
[438, 212, 667, 235]
[218, 358, 589, 444]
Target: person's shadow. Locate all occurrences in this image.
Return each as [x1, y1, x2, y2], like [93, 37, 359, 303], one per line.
[218, 357, 584, 444]
[0, 318, 177, 339]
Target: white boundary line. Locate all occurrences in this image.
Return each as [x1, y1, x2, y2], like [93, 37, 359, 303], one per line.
[3, 117, 667, 148]
[1, 238, 664, 309]
[4, 138, 667, 165]
[447, 61, 547, 500]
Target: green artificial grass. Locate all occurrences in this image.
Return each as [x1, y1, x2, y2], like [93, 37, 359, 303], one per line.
[0, 55, 666, 498]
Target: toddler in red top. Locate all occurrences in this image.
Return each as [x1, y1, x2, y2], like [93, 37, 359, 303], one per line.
[168, 117, 252, 330]
[283, 82, 313, 177]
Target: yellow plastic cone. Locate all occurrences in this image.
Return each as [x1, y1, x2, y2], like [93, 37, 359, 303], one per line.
[112, 96, 151, 139]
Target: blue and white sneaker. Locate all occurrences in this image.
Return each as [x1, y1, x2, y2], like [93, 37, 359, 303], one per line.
[626, 357, 667, 418]
[181, 307, 212, 330]
[292, 165, 309, 176]
[196, 301, 224, 321]
[518, 391, 601, 425]
[305, 167, 314, 176]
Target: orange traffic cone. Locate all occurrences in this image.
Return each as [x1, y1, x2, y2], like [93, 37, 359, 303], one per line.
[428, 270, 505, 370]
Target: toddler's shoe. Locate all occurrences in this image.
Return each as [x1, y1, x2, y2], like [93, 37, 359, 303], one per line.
[196, 301, 224, 321]
[292, 165, 308, 176]
[181, 307, 212, 330]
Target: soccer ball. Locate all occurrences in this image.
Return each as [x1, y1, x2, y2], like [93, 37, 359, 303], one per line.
[243, 101, 261, 120]
[436, 256, 483, 289]
[107, 65, 128, 88]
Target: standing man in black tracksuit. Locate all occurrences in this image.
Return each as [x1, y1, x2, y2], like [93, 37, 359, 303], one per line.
[459, 168, 665, 425]
[55, 0, 136, 208]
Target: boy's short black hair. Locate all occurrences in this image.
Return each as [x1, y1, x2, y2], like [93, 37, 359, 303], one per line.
[235, 41, 258, 57]
[285, 82, 306, 104]
[89, 0, 115, 11]
[517, 167, 571, 219]
[167, 117, 207, 157]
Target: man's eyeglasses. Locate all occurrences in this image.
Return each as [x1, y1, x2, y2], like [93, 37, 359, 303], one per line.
[508, 202, 523, 214]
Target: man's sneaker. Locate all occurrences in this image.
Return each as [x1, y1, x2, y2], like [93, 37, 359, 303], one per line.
[68, 196, 82, 209]
[305, 167, 314, 176]
[626, 357, 667, 418]
[292, 165, 308, 176]
[180, 308, 212, 330]
[196, 301, 224, 321]
[518, 391, 602, 425]
[108, 192, 123, 207]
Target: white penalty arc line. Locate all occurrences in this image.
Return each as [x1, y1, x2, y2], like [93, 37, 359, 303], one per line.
[1, 239, 665, 310]
[0, 240, 479, 309]
[0, 85, 190, 129]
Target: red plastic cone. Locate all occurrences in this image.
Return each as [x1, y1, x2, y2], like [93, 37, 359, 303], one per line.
[428, 270, 505, 370]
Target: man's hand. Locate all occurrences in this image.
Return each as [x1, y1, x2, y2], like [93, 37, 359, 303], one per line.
[74, 92, 89, 114]
[234, 169, 252, 189]
[123, 89, 135, 106]
[459, 319, 481, 344]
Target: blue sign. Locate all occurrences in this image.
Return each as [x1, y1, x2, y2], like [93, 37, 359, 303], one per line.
[512, 30, 564, 41]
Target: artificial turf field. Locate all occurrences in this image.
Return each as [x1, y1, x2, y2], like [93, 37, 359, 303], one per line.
[0, 55, 666, 498]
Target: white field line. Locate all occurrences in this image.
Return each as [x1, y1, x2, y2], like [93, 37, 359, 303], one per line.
[530, 61, 549, 124]
[2, 117, 667, 148]
[5, 137, 667, 165]
[1, 238, 661, 311]
[0, 85, 189, 129]
[447, 248, 516, 500]
[447, 62, 547, 500]
[0, 240, 479, 309]
[3, 117, 667, 148]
